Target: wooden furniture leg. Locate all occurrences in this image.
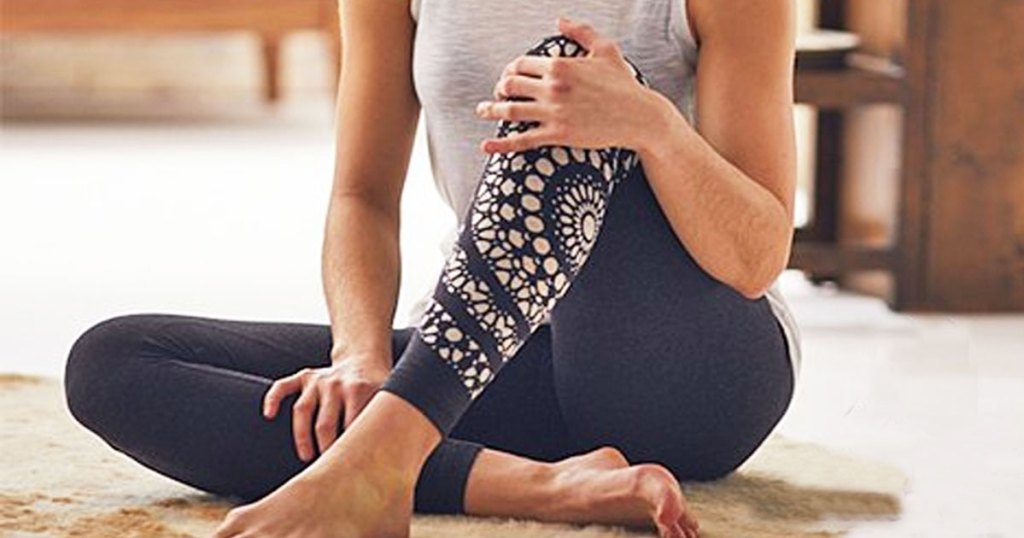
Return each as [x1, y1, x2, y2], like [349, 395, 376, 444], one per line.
[261, 33, 282, 103]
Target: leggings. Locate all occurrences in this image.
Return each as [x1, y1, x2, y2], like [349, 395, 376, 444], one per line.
[64, 35, 794, 515]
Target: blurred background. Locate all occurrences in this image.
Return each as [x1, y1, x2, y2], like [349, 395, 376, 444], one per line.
[1, 1, 823, 374]
[8, 0, 1022, 372]
[1, 1, 1023, 534]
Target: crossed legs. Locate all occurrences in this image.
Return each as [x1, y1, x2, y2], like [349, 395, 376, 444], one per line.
[66, 34, 792, 538]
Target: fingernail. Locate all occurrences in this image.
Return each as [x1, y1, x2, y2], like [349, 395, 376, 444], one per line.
[475, 101, 488, 116]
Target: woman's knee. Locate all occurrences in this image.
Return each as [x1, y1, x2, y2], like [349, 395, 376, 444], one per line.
[64, 314, 156, 428]
[556, 345, 792, 483]
[524, 34, 587, 60]
[625, 411, 780, 483]
[658, 375, 792, 481]
[524, 34, 648, 86]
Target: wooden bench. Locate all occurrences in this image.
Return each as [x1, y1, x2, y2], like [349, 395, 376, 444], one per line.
[1, 0, 341, 102]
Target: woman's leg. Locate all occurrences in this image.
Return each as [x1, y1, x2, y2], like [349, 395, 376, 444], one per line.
[379, 34, 649, 435]
[208, 35, 695, 538]
[65, 313, 693, 530]
[449, 327, 691, 532]
[548, 155, 795, 481]
[361, 34, 697, 533]
[63, 314, 478, 510]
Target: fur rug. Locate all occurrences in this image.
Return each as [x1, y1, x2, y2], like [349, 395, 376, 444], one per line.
[0, 375, 905, 537]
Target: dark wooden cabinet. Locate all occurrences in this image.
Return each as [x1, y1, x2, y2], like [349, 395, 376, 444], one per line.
[790, 0, 1024, 312]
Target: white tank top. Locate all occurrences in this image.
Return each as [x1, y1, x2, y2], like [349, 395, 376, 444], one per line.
[406, 0, 802, 379]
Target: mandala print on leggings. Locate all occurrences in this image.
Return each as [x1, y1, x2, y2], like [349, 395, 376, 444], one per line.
[470, 153, 568, 327]
[417, 34, 650, 397]
[418, 298, 492, 397]
[440, 244, 521, 357]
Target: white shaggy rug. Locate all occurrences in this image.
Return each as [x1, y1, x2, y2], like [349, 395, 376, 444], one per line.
[0, 375, 905, 537]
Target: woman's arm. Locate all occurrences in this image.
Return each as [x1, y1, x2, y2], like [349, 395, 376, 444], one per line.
[263, 0, 420, 462]
[323, 0, 419, 362]
[476, 3, 797, 300]
[636, 0, 797, 299]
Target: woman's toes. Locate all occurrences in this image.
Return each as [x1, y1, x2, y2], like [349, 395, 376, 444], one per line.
[659, 520, 685, 538]
[212, 510, 242, 538]
[590, 445, 629, 468]
[629, 463, 698, 535]
[683, 508, 700, 536]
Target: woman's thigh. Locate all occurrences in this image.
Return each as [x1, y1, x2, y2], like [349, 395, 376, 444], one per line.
[66, 314, 355, 378]
[549, 165, 794, 481]
[64, 314, 414, 499]
[64, 313, 571, 493]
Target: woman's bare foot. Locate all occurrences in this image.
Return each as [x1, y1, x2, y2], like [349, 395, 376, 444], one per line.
[538, 447, 700, 538]
[212, 459, 412, 538]
[212, 392, 440, 538]
[466, 445, 699, 538]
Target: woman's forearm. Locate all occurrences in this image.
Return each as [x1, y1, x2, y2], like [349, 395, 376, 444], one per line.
[321, 193, 401, 364]
[635, 93, 792, 299]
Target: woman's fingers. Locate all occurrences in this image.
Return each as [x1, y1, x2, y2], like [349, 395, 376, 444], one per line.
[558, 17, 625, 64]
[291, 388, 319, 462]
[342, 382, 376, 429]
[262, 371, 305, 419]
[476, 100, 548, 123]
[481, 126, 560, 154]
[494, 74, 550, 101]
[505, 55, 557, 79]
[557, 16, 601, 51]
[314, 383, 343, 455]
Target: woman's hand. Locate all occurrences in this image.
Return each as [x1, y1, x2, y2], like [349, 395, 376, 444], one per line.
[475, 17, 675, 155]
[262, 353, 391, 462]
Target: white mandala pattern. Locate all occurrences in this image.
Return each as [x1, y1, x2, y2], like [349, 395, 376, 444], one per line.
[414, 34, 650, 399]
[418, 299, 491, 397]
[554, 177, 609, 273]
[441, 244, 522, 358]
[469, 149, 600, 326]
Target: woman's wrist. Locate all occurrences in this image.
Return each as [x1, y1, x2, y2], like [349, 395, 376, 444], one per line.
[631, 88, 692, 163]
[330, 339, 392, 366]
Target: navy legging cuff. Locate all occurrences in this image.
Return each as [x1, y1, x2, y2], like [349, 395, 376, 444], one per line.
[380, 332, 473, 435]
[413, 438, 484, 514]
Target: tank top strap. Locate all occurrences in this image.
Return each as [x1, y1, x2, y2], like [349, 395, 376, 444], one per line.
[670, 0, 698, 53]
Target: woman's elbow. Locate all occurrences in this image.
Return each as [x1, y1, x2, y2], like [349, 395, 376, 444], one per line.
[733, 274, 778, 301]
[731, 236, 792, 300]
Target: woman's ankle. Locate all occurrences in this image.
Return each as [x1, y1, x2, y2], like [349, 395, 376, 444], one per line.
[317, 392, 442, 482]
[464, 451, 562, 518]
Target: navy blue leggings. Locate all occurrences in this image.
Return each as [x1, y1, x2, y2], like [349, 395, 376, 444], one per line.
[64, 35, 793, 515]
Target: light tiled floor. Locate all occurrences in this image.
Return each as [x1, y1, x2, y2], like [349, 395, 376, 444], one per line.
[2, 106, 1022, 537]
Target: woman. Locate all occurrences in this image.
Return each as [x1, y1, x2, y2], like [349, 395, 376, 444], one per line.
[64, 0, 800, 537]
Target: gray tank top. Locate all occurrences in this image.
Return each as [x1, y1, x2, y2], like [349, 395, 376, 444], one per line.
[406, 0, 802, 379]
